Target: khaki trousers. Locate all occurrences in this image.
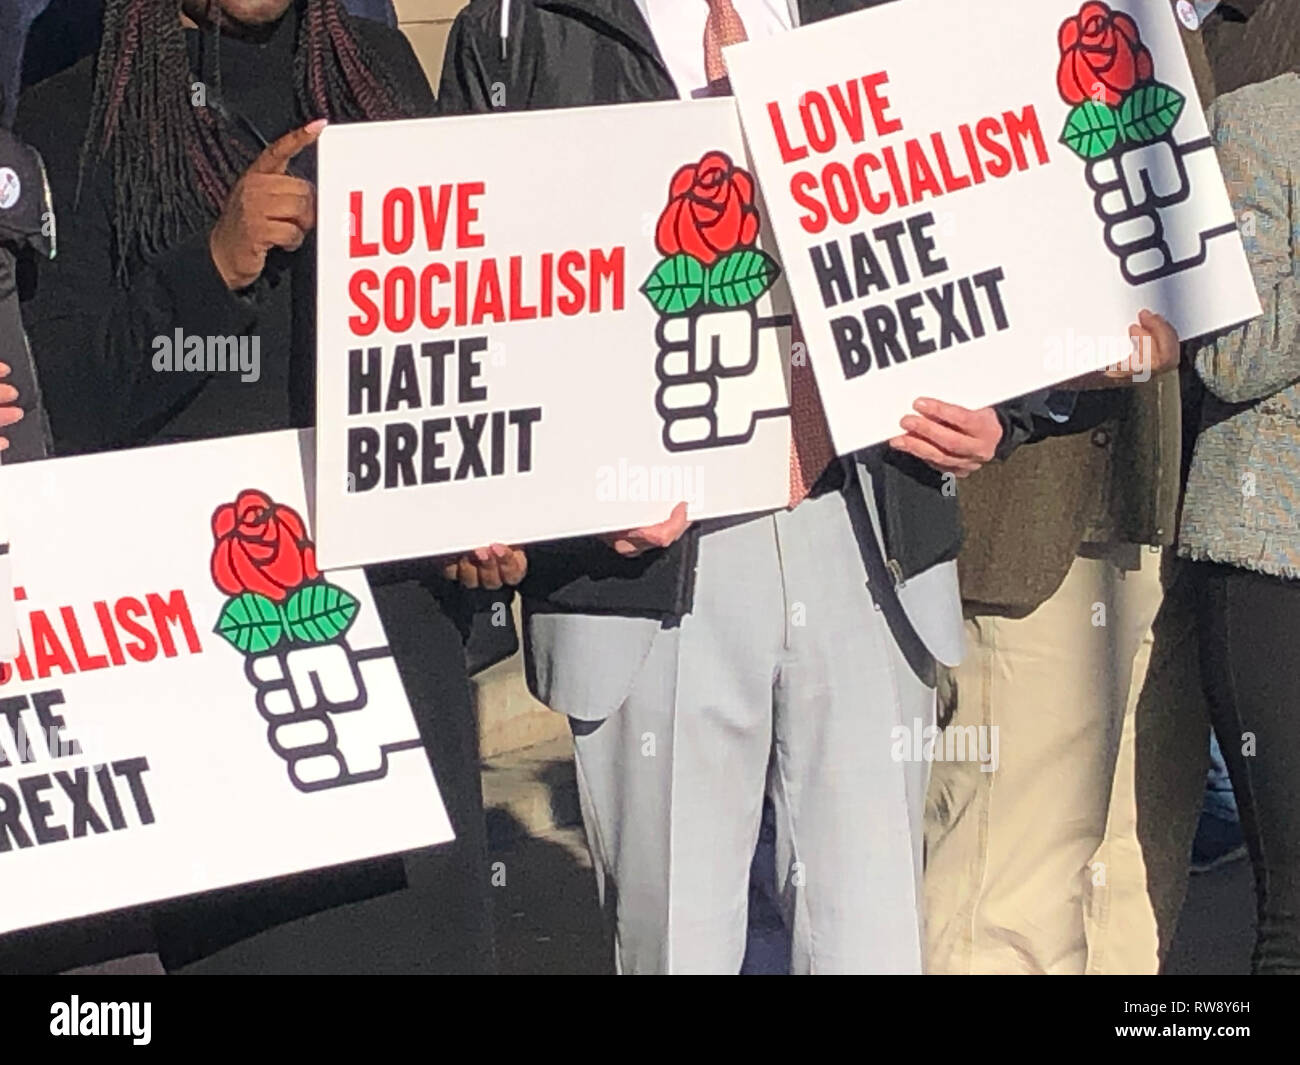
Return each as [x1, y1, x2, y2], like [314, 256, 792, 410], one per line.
[925, 547, 1209, 974]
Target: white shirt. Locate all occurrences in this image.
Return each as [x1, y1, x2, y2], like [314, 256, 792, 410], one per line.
[634, 0, 794, 99]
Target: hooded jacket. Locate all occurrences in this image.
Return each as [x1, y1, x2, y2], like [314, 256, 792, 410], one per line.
[438, 0, 1042, 620]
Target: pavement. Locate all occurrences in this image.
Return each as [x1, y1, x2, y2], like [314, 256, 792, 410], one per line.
[158, 734, 1252, 975]
[484, 734, 1257, 975]
[482, 735, 610, 974]
[1166, 854, 1254, 975]
[43, 732, 1256, 979]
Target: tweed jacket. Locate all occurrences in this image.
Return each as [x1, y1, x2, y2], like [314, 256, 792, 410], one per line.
[1179, 73, 1300, 579]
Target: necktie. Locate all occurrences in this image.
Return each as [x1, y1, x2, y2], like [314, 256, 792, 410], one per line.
[702, 0, 747, 93]
[702, 0, 837, 505]
[785, 322, 836, 505]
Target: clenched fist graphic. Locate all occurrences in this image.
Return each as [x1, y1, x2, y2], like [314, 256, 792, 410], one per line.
[1087, 136, 1238, 285]
[654, 307, 792, 452]
[641, 151, 791, 452]
[1055, 3, 1239, 286]
[247, 643, 423, 793]
[209, 489, 423, 793]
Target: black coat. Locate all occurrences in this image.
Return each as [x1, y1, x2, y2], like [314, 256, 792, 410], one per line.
[7, 7, 496, 974]
[0, 124, 53, 462]
[438, 0, 1040, 619]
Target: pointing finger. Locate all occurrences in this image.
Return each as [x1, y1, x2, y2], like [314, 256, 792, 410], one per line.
[251, 119, 327, 176]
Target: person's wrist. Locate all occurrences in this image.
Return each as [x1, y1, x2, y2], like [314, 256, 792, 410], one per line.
[991, 406, 1015, 461]
[208, 225, 249, 291]
[208, 227, 234, 290]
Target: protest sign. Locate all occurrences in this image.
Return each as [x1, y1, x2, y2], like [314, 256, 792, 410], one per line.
[0, 430, 450, 936]
[314, 100, 793, 568]
[725, 0, 1260, 454]
[0, 510, 13, 661]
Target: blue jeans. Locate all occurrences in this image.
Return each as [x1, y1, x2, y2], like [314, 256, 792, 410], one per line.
[741, 798, 790, 974]
[1204, 733, 1239, 823]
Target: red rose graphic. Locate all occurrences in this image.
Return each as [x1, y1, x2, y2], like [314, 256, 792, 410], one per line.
[211, 490, 319, 603]
[1056, 1, 1153, 107]
[654, 151, 761, 266]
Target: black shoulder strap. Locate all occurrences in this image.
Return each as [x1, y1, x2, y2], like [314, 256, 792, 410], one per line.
[843, 459, 939, 689]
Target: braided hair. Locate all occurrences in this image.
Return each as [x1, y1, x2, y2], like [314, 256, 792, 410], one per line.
[81, 0, 421, 270]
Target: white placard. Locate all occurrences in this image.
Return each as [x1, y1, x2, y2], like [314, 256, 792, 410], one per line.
[726, 0, 1260, 454]
[315, 100, 793, 569]
[0, 487, 13, 660]
[0, 430, 450, 936]
[0, 523, 14, 661]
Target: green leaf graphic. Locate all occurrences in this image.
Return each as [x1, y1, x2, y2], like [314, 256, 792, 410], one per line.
[1119, 82, 1185, 143]
[641, 253, 706, 315]
[705, 248, 780, 309]
[215, 592, 284, 654]
[1060, 100, 1121, 160]
[283, 583, 359, 645]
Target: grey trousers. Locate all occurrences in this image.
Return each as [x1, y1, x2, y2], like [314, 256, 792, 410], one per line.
[567, 489, 935, 974]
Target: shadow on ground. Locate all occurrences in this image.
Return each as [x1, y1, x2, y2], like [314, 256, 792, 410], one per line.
[488, 810, 611, 975]
[1164, 857, 1254, 975]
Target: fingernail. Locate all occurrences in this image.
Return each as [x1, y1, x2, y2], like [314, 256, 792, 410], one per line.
[900, 416, 918, 431]
[491, 543, 508, 558]
[474, 547, 490, 562]
[914, 399, 933, 413]
[306, 119, 328, 133]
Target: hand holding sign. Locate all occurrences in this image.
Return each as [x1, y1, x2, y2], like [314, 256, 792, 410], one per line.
[724, 0, 1259, 455]
[1121, 309, 1180, 378]
[601, 501, 690, 559]
[1067, 309, 1181, 388]
[0, 362, 24, 452]
[889, 399, 1003, 478]
[209, 119, 325, 291]
[316, 104, 796, 566]
[441, 544, 528, 590]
